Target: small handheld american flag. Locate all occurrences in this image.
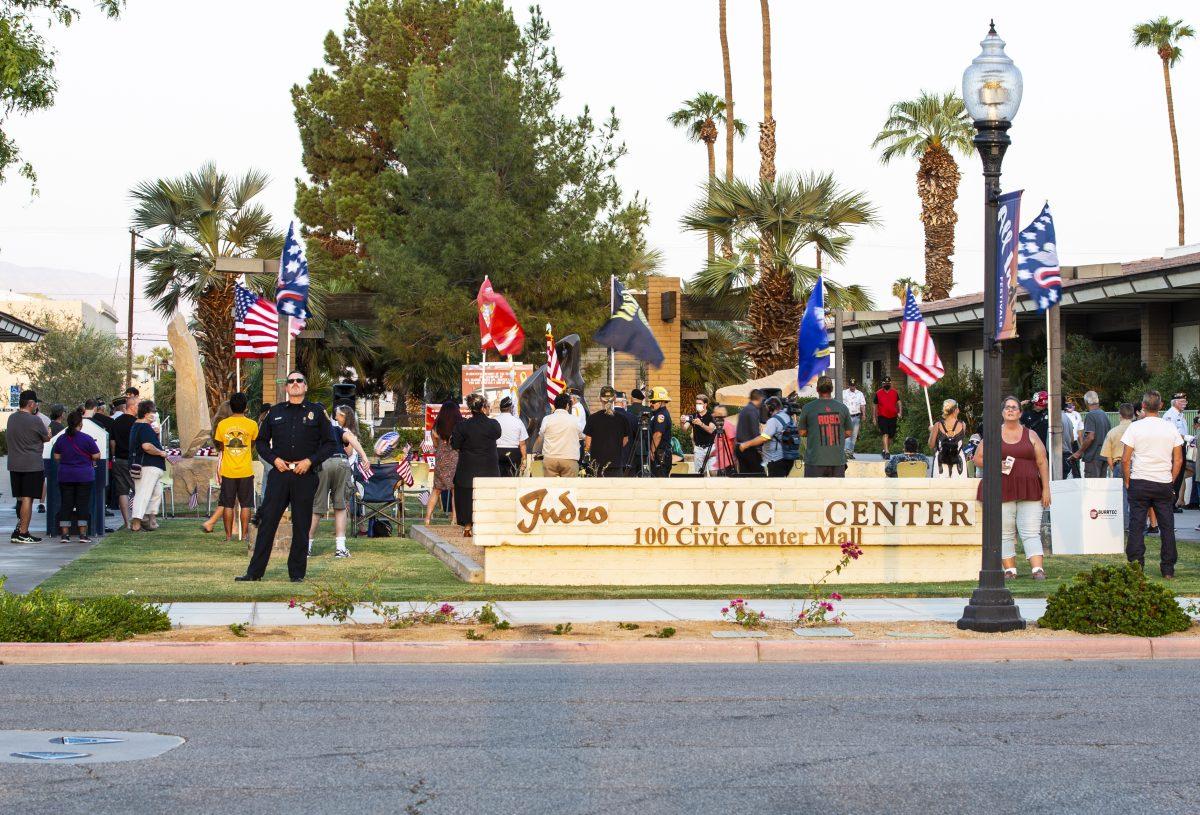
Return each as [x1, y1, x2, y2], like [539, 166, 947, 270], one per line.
[898, 287, 944, 387]
[395, 444, 414, 488]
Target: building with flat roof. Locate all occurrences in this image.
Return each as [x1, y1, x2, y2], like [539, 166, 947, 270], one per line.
[839, 248, 1200, 395]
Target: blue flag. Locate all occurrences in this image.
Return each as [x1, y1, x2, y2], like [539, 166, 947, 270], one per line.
[1016, 202, 1062, 312]
[796, 276, 830, 387]
[593, 279, 664, 367]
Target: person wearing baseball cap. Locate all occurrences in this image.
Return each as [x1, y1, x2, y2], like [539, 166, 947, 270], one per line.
[873, 376, 901, 459]
[6, 389, 50, 542]
[584, 385, 629, 476]
[647, 387, 673, 476]
[1019, 391, 1049, 448]
[493, 396, 528, 476]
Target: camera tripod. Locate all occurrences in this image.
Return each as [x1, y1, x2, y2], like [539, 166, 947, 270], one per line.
[629, 412, 656, 477]
[698, 422, 738, 476]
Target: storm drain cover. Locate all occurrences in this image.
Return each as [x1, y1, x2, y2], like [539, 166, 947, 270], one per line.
[11, 751, 91, 761]
[0, 731, 183, 763]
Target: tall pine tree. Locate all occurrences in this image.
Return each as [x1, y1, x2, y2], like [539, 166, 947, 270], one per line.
[371, 2, 639, 394]
[291, 0, 463, 286]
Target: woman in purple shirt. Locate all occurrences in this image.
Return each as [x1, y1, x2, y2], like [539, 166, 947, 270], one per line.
[51, 408, 101, 543]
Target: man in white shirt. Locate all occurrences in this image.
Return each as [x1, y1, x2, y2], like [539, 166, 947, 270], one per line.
[841, 379, 866, 458]
[1162, 392, 1191, 512]
[1122, 389, 1183, 578]
[536, 392, 583, 477]
[568, 388, 587, 432]
[494, 396, 528, 476]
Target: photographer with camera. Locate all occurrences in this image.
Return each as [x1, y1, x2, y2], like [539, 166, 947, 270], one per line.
[685, 394, 717, 474]
[737, 396, 800, 477]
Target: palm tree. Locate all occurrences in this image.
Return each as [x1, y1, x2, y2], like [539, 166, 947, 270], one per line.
[757, 0, 775, 183]
[1133, 16, 1195, 246]
[668, 92, 747, 259]
[891, 277, 925, 305]
[719, 0, 735, 183]
[682, 173, 878, 373]
[681, 318, 751, 407]
[131, 163, 283, 409]
[872, 91, 975, 301]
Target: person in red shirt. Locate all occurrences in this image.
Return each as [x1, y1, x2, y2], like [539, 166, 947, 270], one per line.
[874, 376, 902, 459]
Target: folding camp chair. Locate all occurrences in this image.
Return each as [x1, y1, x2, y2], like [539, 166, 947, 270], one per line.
[896, 460, 931, 478]
[352, 462, 405, 538]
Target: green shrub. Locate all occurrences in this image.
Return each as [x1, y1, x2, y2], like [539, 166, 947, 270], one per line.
[1037, 564, 1192, 636]
[0, 582, 171, 642]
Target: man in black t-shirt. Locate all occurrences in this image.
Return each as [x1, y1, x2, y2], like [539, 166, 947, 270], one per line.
[734, 389, 765, 475]
[109, 397, 139, 529]
[687, 394, 717, 473]
[584, 386, 630, 477]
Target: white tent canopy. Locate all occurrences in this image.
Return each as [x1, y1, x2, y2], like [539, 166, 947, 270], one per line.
[716, 369, 818, 407]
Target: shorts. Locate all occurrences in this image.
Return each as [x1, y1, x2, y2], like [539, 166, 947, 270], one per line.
[804, 464, 847, 478]
[218, 475, 254, 509]
[10, 470, 44, 500]
[314, 458, 351, 514]
[877, 416, 898, 437]
[111, 459, 134, 495]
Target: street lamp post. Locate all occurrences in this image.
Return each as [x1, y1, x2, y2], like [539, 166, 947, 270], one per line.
[958, 22, 1027, 632]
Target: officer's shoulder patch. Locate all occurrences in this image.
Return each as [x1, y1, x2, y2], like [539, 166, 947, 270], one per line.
[656, 415, 665, 423]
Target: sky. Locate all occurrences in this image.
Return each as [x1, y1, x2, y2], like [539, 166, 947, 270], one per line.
[0, 0, 1196, 349]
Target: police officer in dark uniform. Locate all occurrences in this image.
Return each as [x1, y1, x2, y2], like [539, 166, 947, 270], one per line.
[646, 386, 674, 477]
[236, 371, 337, 583]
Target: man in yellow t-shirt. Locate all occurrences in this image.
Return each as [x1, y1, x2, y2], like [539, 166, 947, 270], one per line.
[213, 392, 259, 540]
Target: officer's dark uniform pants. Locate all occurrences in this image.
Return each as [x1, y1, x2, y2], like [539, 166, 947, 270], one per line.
[248, 469, 318, 580]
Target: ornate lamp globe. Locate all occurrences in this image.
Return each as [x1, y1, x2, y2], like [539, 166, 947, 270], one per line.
[962, 21, 1023, 124]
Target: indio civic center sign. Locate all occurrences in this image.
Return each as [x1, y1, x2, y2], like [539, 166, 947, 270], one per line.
[472, 478, 982, 586]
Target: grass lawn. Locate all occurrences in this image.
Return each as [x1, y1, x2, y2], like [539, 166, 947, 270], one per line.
[34, 518, 1199, 602]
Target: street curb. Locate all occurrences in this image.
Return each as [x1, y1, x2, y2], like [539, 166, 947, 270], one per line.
[2, 636, 1198, 664]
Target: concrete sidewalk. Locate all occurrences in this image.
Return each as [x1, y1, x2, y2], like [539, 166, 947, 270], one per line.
[162, 597, 1057, 627]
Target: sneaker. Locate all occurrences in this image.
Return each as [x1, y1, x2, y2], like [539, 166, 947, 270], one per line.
[78, 535, 91, 544]
[1003, 569, 1018, 580]
[334, 549, 350, 559]
[1032, 569, 1046, 581]
[1147, 526, 1160, 535]
[36, 504, 45, 514]
[58, 536, 71, 544]
[846, 452, 856, 460]
[13, 533, 40, 544]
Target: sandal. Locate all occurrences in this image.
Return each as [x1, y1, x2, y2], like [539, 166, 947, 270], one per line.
[1003, 569, 1018, 580]
[463, 528, 473, 538]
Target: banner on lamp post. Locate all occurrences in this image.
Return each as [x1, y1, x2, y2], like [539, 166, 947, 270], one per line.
[994, 190, 1023, 342]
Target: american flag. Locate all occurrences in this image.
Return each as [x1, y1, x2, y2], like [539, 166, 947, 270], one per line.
[898, 287, 944, 387]
[234, 281, 280, 358]
[276, 221, 311, 322]
[1017, 202, 1062, 312]
[545, 323, 564, 404]
[395, 444, 414, 487]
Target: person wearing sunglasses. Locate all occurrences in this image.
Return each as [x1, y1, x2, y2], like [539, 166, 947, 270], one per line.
[236, 371, 337, 583]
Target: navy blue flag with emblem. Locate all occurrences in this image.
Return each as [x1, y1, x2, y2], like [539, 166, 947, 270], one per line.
[1016, 202, 1062, 312]
[276, 221, 311, 322]
[593, 279, 664, 367]
[796, 275, 830, 388]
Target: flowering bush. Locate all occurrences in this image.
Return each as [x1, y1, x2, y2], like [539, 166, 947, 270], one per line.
[372, 601, 465, 628]
[794, 540, 863, 628]
[721, 598, 768, 630]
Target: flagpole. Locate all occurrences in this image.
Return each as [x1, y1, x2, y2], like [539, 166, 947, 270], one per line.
[609, 275, 616, 388]
[236, 358, 241, 393]
[923, 386, 934, 427]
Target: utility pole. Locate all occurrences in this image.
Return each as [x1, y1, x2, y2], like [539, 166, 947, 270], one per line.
[126, 229, 138, 390]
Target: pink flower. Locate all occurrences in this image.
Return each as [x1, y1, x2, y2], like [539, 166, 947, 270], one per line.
[288, 599, 296, 609]
[439, 603, 454, 615]
[830, 592, 843, 601]
[758, 611, 765, 618]
[720, 607, 729, 614]
[732, 598, 743, 605]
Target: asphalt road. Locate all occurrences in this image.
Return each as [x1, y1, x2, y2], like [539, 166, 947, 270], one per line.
[1, 661, 1197, 815]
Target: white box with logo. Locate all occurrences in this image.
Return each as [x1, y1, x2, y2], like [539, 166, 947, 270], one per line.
[1049, 477, 1124, 554]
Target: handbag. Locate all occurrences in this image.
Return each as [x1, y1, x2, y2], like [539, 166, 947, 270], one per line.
[129, 424, 144, 479]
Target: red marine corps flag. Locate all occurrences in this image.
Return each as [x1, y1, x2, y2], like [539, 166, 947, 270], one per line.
[477, 277, 525, 356]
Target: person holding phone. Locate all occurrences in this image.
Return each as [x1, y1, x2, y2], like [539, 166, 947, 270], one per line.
[972, 394, 1051, 580]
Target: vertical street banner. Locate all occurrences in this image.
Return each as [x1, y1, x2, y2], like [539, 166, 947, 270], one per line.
[995, 190, 1022, 341]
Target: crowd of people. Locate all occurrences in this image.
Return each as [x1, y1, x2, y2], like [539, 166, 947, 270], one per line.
[5, 386, 154, 543]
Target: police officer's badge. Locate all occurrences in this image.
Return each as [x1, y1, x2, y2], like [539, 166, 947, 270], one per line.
[307, 411, 313, 421]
